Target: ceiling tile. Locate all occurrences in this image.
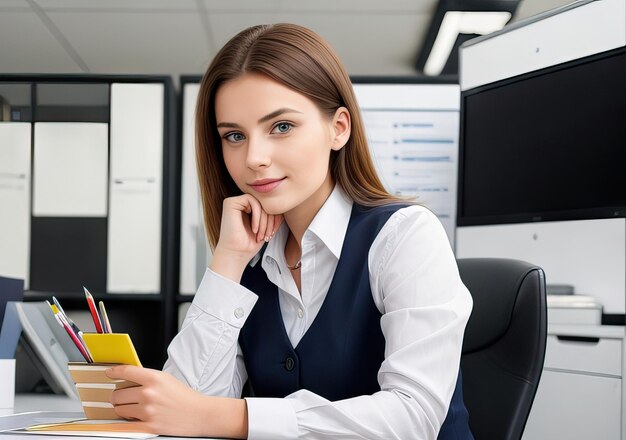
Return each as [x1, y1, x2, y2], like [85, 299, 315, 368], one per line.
[201, 0, 436, 13]
[0, 0, 32, 13]
[0, 0, 30, 10]
[0, 11, 83, 73]
[274, 0, 437, 13]
[207, 12, 430, 75]
[2, 4, 438, 79]
[199, 0, 283, 12]
[45, 11, 213, 76]
[35, 0, 198, 11]
[513, 0, 575, 22]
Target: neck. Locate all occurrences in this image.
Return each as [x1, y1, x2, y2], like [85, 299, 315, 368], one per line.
[283, 173, 335, 245]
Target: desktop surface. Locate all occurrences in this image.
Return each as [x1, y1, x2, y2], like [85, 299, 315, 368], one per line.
[2, 394, 225, 440]
[13, 393, 82, 413]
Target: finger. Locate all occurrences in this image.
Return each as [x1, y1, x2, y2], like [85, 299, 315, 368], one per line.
[272, 214, 284, 236]
[106, 365, 156, 385]
[257, 211, 268, 242]
[113, 402, 145, 421]
[265, 215, 275, 241]
[111, 386, 143, 406]
[243, 195, 262, 235]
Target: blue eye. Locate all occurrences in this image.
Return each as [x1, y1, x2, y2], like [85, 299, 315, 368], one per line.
[272, 122, 293, 134]
[224, 132, 245, 143]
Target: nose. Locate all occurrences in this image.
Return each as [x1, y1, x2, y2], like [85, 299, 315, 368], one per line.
[245, 135, 272, 169]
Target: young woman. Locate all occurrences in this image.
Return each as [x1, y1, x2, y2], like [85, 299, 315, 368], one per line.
[107, 23, 474, 440]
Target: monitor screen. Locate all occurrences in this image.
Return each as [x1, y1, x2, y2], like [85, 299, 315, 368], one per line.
[458, 47, 626, 226]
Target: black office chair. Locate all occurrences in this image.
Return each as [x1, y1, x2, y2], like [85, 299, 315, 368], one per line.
[457, 258, 547, 440]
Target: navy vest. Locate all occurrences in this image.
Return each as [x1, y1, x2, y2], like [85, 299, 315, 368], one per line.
[239, 203, 473, 439]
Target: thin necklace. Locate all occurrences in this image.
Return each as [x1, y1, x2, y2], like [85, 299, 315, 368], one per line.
[286, 231, 301, 270]
[287, 260, 301, 271]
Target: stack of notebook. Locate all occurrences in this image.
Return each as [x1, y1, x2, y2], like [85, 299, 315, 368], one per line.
[68, 362, 138, 420]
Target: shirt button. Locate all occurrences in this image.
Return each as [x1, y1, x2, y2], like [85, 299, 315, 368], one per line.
[297, 308, 304, 319]
[234, 307, 244, 319]
[285, 357, 295, 371]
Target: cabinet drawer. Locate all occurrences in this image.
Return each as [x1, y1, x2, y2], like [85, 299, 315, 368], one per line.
[544, 335, 622, 376]
[523, 370, 621, 440]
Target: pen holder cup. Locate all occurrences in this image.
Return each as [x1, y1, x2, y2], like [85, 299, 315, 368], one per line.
[68, 362, 138, 420]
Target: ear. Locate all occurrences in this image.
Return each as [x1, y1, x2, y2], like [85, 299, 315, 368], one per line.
[330, 107, 351, 151]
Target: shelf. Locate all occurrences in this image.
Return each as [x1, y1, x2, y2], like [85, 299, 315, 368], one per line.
[24, 291, 164, 302]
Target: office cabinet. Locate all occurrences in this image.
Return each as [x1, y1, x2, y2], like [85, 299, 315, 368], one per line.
[108, 83, 164, 294]
[523, 325, 626, 440]
[0, 75, 178, 370]
[0, 122, 31, 284]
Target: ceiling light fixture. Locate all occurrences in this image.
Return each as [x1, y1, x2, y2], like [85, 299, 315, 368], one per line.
[416, 0, 521, 76]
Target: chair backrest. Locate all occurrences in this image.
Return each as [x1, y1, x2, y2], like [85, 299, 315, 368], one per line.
[457, 258, 547, 440]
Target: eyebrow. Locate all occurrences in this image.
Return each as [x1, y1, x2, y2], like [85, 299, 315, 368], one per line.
[216, 107, 303, 129]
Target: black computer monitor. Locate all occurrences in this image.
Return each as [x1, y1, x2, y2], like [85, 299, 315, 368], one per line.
[458, 46, 626, 227]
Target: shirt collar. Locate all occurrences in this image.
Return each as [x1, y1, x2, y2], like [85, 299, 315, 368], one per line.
[251, 183, 353, 267]
[307, 183, 353, 259]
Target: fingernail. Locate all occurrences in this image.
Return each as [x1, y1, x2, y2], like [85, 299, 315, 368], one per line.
[264, 236, 269, 242]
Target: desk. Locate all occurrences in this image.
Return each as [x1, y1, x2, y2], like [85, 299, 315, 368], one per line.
[1, 394, 223, 440]
[1, 394, 82, 440]
[14, 393, 82, 413]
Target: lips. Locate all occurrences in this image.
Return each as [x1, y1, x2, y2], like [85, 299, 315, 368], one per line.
[248, 177, 286, 193]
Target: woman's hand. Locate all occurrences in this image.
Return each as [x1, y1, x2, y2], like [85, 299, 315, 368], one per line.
[211, 194, 283, 282]
[106, 365, 247, 438]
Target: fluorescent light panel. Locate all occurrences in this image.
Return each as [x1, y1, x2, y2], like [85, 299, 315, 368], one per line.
[425, 11, 511, 76]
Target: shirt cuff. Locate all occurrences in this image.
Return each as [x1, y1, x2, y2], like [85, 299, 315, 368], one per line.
[191, 268, 258, 328]
[245, 397, 298, 440]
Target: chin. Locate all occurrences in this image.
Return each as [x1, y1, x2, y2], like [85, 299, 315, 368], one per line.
[258, 199, 288, 216]
[264, 207, 289, 216]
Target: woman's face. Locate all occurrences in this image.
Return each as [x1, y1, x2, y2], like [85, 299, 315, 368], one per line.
[215, 73, 347, 216]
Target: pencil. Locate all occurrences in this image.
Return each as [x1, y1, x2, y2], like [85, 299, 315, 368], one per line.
[83, 287, 104, 333]
[98, 301, 113, 333]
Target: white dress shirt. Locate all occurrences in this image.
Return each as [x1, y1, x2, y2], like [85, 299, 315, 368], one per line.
[163, 185, 473, 440]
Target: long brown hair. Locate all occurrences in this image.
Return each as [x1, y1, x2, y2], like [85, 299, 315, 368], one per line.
[196, 23, 405, 249]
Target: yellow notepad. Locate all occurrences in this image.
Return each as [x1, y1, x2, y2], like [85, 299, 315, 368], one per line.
[82, 333, 142, 367]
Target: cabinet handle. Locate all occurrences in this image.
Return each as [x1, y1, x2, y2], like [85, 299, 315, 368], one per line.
[555, 335, 600, 344]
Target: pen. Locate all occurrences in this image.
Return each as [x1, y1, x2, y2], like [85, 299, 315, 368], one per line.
[52, 296, 81, 335]
[77, 330, 94, 362]
[47, 300, 59, 315]
[47, 300, 93, 362]
[98, 301, 112, 333]
[52, 308, 93, 362]
[83, 287, 104, 334]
